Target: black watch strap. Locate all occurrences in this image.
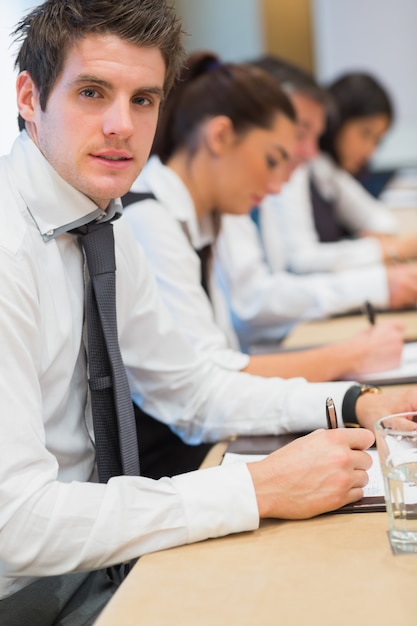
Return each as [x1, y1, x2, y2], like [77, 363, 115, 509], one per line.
[342, 384, 381, 427]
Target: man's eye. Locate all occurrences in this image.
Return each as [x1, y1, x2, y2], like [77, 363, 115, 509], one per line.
[133, 96, 151, 106]
[80, 88, 98, 98]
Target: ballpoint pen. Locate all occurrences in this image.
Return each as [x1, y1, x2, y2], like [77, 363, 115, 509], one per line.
[326, 397, 338, 429]
[364, 300, 376, 326]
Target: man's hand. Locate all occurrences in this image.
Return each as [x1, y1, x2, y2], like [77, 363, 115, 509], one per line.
[356, 386, 417, 431]
[387, 264, 417, 309]
[247, 428, 374, 520]
[347, 320, 404, 376]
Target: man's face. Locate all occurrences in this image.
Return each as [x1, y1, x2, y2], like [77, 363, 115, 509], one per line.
[18, 34, 166, 209]
[287, 91, 325, 174]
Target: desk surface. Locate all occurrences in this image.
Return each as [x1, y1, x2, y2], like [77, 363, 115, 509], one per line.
[95, 511, 417, 626]
[96, 424, 417, 626]
[282, 309, 417, 349]
[390, 205, 417, 235]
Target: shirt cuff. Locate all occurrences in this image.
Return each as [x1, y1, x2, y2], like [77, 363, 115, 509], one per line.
[209, 348, 250, 371]
[276, 380, 354, 432]
[171, 462, 259, 544]
[357, 264, 389, 307]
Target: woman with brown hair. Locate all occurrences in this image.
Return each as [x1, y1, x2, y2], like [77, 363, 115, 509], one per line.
[124, 52, 403, 383]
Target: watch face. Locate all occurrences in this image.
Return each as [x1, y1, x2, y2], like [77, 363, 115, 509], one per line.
[360, 385, 382, 395]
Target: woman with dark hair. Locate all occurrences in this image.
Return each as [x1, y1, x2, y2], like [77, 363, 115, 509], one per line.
[124, 53, 402, 383]
[320, 72, 393, 175]
[268, 71, 417, 275]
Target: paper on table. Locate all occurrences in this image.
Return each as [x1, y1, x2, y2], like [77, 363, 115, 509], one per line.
[380, 188, 417, 207]
[222, 448, 385, 498]
[352, 341, 417, 385]
[380, 167, 417, 207]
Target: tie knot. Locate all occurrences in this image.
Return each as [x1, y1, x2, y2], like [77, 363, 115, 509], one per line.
[72, 220, 116, 277]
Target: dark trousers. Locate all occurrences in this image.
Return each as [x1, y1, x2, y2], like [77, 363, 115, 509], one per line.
[0, 567, 127, 626]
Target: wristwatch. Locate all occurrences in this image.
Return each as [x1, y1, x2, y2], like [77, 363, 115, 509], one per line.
[342, 384, 382, 427]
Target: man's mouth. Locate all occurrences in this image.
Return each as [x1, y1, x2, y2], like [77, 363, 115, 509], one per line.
[98, 155, 130, 161]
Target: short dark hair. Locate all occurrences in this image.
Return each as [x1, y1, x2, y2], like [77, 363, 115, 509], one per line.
[320, 72, 394, 162]
[249, 55, 330, 109]
[13, 0, 185, 130]
[151, 51, 296, 163]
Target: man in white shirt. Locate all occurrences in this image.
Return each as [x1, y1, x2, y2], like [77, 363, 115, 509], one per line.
[216, 56, 417, 349]
[2, 3, 416, 624]
[256, 58, 414, 273]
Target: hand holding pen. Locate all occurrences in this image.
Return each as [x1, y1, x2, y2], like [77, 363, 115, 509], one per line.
[364, 300, 375, 326]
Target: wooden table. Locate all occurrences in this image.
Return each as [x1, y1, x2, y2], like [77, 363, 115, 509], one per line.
[95, 415, 417, 626]
[391, 205, 417, 235]
[282, 309, 417, 349]
[95, 511, 417, 626]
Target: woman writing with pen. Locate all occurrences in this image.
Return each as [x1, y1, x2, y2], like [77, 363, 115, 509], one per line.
[124, 52, 403, 383]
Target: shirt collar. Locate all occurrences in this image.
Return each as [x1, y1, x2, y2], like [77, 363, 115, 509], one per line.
[11, 131, 123, 242]
[134, 156, 215, 249]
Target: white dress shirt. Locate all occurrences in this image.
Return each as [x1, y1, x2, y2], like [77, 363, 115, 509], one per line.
[125, 155, 352, 407]
[0, 134, 352, 599]
[126, 155, 248, 369]
[216, 211, 388, 348]
[260, 154, 398, 274]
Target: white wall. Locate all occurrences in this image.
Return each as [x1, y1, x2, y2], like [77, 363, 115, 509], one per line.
[173, 0, 264, 62]
[3, 1, 417, 169]
[1, 2, 37, 156]
[312, 0, 417, 169]
[0, 0, 264, 156]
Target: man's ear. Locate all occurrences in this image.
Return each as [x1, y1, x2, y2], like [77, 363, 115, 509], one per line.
[16, 71, 39, 125]
[204, 116, 235, 157]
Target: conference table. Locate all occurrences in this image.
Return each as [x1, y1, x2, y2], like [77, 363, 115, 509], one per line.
[95, 307, 417, 626]
[282, 308, 417, 349]
[95, 512, 417, 626]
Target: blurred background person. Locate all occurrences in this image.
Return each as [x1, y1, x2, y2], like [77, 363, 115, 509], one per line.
[266, 69, 417, 276]
[124, 52, 403, 382]
[211, 55, 417, 350]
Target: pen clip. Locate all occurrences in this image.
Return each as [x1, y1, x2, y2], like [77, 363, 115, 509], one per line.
[326, 397, 338, 429]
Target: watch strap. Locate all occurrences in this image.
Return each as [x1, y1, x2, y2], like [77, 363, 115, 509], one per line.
[342, 384, 381, 427]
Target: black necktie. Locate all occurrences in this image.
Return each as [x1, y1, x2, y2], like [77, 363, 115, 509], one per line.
[196, 244, 212, 299]
[72, 220, 140, 483]
[309, 176, 352, 242]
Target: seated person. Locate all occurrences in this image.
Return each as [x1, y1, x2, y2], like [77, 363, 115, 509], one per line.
[4, 8, 417, 622]
[209, 56, 417, 349]
[259, 66, 417, 275]
[124, 52, 403, 382]
[320, 72, 394, 188]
